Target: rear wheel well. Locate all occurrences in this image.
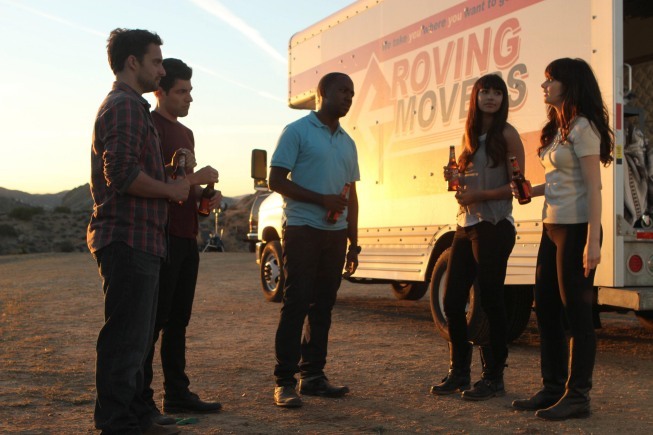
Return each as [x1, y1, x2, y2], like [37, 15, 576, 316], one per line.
[261, 227, 280, 244]
[424, 230, 455, 283]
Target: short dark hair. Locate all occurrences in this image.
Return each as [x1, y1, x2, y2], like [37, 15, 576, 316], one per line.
[107, 28, 163, 74]
[317, 72, 350, 98]
[159, 58, 193, 92]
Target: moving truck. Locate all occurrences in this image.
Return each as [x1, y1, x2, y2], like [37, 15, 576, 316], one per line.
[251, 0, 653, 342]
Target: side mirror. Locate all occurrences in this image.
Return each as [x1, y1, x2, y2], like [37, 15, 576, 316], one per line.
[251, 149, 268, 191]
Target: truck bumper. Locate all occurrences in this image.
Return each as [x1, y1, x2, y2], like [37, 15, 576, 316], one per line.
[598, 286, 653, 311]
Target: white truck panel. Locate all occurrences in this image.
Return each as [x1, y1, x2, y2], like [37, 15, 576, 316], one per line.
[274, 0, 653, 311]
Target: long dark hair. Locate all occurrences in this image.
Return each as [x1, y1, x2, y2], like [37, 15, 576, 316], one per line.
[539, 58, 614, 166]
[459, 74, 509, 171]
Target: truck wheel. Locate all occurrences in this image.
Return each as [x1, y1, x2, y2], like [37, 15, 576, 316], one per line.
[429, 248, 489, 344]
[260, 241, 284, 302]
[391, 282, 428, 300]
[635, 311, 653, 329]
[504, 285, 534, 342]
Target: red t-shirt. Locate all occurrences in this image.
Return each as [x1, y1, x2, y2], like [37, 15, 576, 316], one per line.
[151, 110, 199, 239]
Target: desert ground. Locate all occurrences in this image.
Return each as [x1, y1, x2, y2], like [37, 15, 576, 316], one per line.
[1, 252, 652, 434]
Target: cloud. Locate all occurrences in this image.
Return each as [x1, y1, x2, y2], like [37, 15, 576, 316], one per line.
[188, 0, 285, 64]
[1, 0, 105, 37]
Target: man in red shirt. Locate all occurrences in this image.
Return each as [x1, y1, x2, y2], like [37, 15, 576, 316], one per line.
[143, 58, 222, 424]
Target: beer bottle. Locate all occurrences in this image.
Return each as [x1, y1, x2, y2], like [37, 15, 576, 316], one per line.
[172, 154, 186, 180]
[445, 145, 460, 191]
[326, 183, 351, 224]
[198, 183, 215, 217]
[509, 156, 531, 205]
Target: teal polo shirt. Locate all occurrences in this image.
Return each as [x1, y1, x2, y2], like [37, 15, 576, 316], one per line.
[271, 111, 360, 230]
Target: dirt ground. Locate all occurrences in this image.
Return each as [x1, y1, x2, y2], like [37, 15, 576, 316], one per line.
[1, 252, 652, 434]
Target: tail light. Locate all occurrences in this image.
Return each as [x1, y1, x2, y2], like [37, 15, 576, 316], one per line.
[628, 254, 643, 273]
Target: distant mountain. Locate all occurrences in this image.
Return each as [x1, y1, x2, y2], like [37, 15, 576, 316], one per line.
[0, 184, 255, 255]
[0, 184, 239, 213]
[61, 184, 94, 211]
[0, 196, 24, 214]
[0, 187, 70, 209]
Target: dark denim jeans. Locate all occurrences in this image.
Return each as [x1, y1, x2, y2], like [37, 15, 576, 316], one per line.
[274, 225, 348, 386]
[93, 242, 161, 434]
[444, 219, 515, 373]
[143, 236, 199, 406]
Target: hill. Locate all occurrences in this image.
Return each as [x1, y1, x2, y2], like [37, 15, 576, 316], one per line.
[0, 187, 68, 209]
[0, 186, 254, 255]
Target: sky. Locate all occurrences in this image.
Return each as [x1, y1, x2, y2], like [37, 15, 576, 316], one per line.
[0, 0, 353, 196]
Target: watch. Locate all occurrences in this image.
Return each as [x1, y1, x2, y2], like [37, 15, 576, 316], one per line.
[348, 245, 362, 254]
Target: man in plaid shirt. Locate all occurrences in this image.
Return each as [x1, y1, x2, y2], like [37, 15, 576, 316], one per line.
[88, 28, 189, 435]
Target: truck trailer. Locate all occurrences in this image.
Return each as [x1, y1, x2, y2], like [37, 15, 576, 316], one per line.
[252, 0, 653, 342]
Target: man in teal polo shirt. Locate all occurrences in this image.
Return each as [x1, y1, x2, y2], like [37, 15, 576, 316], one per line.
[269, 72, 361, 408]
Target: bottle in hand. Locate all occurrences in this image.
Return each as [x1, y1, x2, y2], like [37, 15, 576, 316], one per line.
[445, 145, 460, 191]
[326, 183, 351, 224]
[509, 156, 531, 204]
[198, 183, 215, 216]
[172, 154, 186, 180]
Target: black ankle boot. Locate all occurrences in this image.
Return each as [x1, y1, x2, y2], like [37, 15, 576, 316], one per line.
[461, 346, 506, 401]
[535, 393, 590, 420]
[512, 389, 563, 411]
[461, 377, 505, 401]
[430, 341, 472, 396]
[430, 370, 471, 395]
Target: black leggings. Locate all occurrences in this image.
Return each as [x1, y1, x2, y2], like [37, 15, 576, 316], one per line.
[534, 223, 599, 395]
[535, 223, 597, 344]
[444, 219, 515, 355]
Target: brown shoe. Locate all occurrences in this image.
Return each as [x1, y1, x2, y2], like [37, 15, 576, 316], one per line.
[143, 422, 180, 435]
[512, 389, 563, 411]
[299, 377, 349, 398]
[274, 385, 302, 408]
[151, 407, 177, 425]
[163, 392, 221, 414]
[535, 395, 591, 421]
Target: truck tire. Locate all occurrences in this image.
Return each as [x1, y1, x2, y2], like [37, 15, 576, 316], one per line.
[428, 248, 533, 344]
[504, 285, 534, 342]
[260, 241, 284, 302]
[429, 248, 489, 344]
[635, 310, 653, 329]
[391, 281, 428, 300]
